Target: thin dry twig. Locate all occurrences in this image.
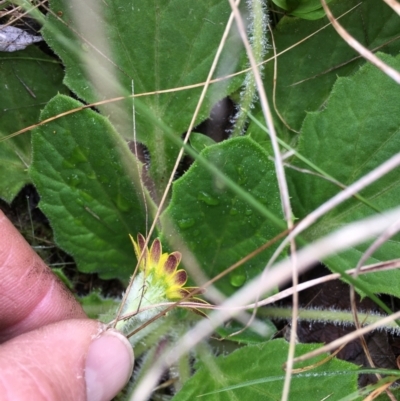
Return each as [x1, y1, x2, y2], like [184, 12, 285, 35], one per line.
[1, 0, 46, 28]
[363, 380, 397, 401]
[321, 0, 400, 84]
[114, 0, 242, 329]
[269, 22, 299, 134]
[349, 219, 400, 401]
[291, 309, 400, 365]
[254, 259, 400, 309]
[265, 152, 400, 277]
[289, 34, 400, 87]
[225, 2, 297, 398]
[107, 258, 400, 324]
[0, 4, 361, 145]
[382, 0, 400, 16]
[131, 208, 400, 401]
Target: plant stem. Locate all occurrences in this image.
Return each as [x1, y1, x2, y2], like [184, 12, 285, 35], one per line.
[232, 0, 267, 137]
[258, 306, 400, 334]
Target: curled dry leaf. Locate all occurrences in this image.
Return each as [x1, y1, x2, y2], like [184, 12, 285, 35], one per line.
[0, 25, 42, 52]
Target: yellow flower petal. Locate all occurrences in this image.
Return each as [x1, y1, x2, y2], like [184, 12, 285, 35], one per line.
[130, 234, 206, 309]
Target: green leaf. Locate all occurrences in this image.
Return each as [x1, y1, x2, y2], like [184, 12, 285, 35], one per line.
[216, 320, 277, 345]
[190, 133, 216, 153]
[289, 53, 400, 296]
[42, 0, 245, 198]
[51, 268, 73, 290]
[79, 291, 119, 320]
[29, 94, 152, 280]
[262, 0, 400, 139]
[0, 2, 12, 11]
[172, 339, 359, 401]
[0, 46, 67, 202]
[271, 0, 332, 20]
[162, 137, 283, 295]
[374, 387, 400, 401]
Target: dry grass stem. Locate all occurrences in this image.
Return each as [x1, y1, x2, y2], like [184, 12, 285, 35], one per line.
[321, 0, 400, 84]
[382, 0, 400, 16]
[131, 208, 400, 401]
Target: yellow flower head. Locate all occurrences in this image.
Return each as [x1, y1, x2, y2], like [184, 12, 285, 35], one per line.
[130, 233, 205, 303]
[117, 234, 207, 338]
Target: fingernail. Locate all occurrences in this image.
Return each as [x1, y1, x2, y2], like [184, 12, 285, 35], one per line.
[85, 329, 134, 401]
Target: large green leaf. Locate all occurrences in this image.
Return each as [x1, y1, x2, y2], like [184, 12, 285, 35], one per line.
[260, 0, 400, 140]
[162, 137, 283, 295]
[271, 0, 333, 20]
[42, 0, 245, 198]
[0, 46, 67, 202]
[288, 53, 400, 296]
[172, 339, 359, 401]
[29, 95, 152, 279]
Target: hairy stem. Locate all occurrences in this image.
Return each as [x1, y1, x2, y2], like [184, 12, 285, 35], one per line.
[231, 0, 268, 137]
[258, 307, 400, 334]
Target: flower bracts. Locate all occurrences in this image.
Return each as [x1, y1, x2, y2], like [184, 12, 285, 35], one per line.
[116, 234, 207, 337]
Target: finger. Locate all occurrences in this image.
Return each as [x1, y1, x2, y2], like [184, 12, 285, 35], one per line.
[0, 210, 86, 342]
[0, 319, 134, 401]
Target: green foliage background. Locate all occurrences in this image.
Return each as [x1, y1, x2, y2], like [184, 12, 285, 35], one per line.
[2, 0, 400, 399]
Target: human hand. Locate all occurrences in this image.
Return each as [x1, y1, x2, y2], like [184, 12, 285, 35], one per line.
[0, 210, 134, 401]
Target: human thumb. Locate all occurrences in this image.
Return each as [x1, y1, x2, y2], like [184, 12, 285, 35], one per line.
[0, 319, 134, 401]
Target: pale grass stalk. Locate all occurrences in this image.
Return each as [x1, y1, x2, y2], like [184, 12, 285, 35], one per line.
[226, 2, 297, 398]
[363, 381, 395, 401]
[291, 308, 400, 365]
[114, 0, 242, 327]
[227, 2, 361, 82]
[0, 3, 361, 144]
[130, 207, 400, 401]
[2, 1, 362, 147]
[131, 80, 149, 236]
[123, 82, 152, 313]
[68, 0, 125, 96]
[252, 259, 400, 309]
[1, 0, 46, 26]
[226, 0, 292, 222]
[350, 219, 400, 322]
[263, 152, 400, 280]
[107, 259, 400, 323]
[161, 223, 270, 336]
[0, 4, 22, 21]
[7, 0, 396, 396]
[292, 153, 400, 235]
[138, 0, 240, 271]
[321, 0, 400, 84]
[63, 0, 147, 328]
[348, 218, 400, 401]
[43, 1, 124, 77]
[354, 219, 400, 275]
[382, 0, 400, 16]
[289, 33, 400, 87]
[270, 22, 299, 134]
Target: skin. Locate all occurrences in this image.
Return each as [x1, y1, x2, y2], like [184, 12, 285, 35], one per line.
[0, 210, 133, 401]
